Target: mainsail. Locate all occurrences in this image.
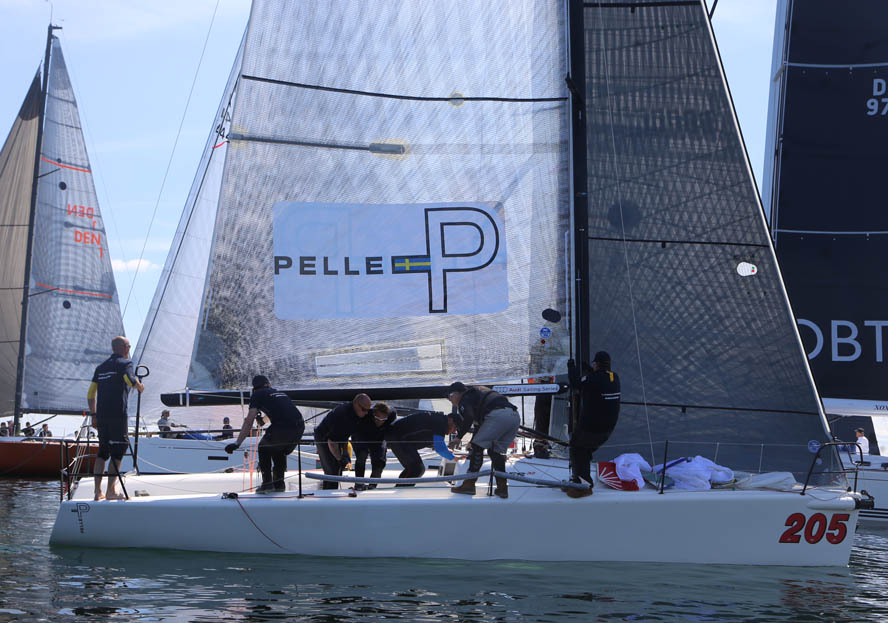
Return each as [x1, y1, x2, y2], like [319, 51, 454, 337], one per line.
[764, 0, 888, 417]
[0, 28, 125, 422]
[580, 0, 834, 475]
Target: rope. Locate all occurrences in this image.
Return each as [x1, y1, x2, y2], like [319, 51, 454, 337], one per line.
[232, 496, 287, 551]
[595, 0, 655, 465]
[122, 0, 221, 317]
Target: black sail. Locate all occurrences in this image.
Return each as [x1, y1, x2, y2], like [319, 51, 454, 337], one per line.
[766, 0, 888, 414]
[581, 0, 834, 477]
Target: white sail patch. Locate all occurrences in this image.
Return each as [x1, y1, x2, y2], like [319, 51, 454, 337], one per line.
[272, 202, 508, 319]
[736, 261, 758, 277]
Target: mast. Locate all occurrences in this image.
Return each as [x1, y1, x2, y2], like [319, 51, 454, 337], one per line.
[567, 0, 590, 431]
[12, 23, 60, 435]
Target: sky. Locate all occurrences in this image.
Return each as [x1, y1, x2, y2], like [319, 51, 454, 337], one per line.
[0, 0, 780, 347]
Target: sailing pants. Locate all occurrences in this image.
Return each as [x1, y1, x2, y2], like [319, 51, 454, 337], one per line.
[389, 441, 426, 486]
[569, 429, 611, 484]
[96, 416, 128, 461]
[471, 407, 520, 454]
[315, 433, 344, 489]
[258, 425, 303, 488]
[352, 440, 386, 479]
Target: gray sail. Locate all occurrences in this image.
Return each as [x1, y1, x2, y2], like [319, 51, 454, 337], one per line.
[580, 1, 834, 477]
[19, 37, 125, 414]
[0, 74, 42, 419]
[187, 0, 571, 391]
[130, 35, 246, 425]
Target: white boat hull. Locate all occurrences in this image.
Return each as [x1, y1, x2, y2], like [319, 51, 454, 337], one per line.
[842, 453, 888, 523]
[50, 461, 860, 566]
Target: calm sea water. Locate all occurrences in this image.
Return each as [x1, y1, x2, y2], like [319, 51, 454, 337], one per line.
[1, 479, 887, 622]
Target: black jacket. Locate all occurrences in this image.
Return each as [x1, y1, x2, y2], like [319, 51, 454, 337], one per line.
[455, 386, 514, 437]
[578, 369, 621, 434]
[385, 412, 449, 449]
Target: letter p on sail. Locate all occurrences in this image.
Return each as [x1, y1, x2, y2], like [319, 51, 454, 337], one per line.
[424, 205, 506, 314]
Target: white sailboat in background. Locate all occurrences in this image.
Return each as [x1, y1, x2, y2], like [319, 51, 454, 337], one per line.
[52, 0, 868, 565]
[764, 0, 888, 522]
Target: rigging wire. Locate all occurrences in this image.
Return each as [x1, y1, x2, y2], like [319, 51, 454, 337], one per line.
[594, 1, 655, 464]
[121, 0, 222, 320]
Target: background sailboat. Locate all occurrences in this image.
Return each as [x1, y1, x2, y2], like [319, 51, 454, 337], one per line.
[764, 0, 888, 521]
[0, 26, 125, 475]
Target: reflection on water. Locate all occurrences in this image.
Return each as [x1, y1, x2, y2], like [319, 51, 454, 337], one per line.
[0, 479, 886, 621]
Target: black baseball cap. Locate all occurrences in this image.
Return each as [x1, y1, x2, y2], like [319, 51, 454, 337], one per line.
[593, 351, 611, 364]
[252, 375, 270, 389]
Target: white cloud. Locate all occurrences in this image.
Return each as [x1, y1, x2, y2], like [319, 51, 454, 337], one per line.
[112, 258, 160, 272]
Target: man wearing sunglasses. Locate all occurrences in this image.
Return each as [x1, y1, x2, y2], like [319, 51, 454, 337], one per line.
[313, 393, 372, 489]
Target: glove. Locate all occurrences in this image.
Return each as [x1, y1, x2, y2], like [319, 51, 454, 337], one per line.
[225, 443, 239, 454]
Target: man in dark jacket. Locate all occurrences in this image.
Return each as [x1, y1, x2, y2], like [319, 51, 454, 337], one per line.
[568, 351, 621, 495]
[384, 411, 457, 485]
[448, 382, 519, 498]
[225, 375, 305, 492]
[352, 403, 395, 489]
[88, 336, 144, 501]
[313, 394, 372, 489]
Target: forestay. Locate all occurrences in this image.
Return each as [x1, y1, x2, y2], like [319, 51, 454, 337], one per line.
[186, 0, 571, 391]
[581, 1, 837, 478]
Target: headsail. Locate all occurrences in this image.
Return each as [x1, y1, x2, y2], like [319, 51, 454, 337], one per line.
[0, 32, 125, 418]
[0, 74, 42, 419]
[580, 1, 834, 476]
[182, 0, 571, 391]
[130, 35, 246, 424]
[765, 0, 888, 417]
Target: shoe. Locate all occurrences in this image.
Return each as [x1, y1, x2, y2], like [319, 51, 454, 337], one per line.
[255, 483, 274, 494]
[565, 478, 593, 498]
[274, 483, 286, 492]
[354, 483, 367, 491]
[493, 476, 509, 499]
[451, 478, 477, 495]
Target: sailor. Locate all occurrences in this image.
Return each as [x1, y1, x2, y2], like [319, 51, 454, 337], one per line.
[855, 428, 871, 455]
[22, 422, 35, 437]
[447, 382, 519, 499]
[566, 351, 621, 496]
[38, 423, 52, 437]
[157, 409, 184, 438]
[225, 375, 305, 493]
[0, 422, 7, 436]
[313, 394, 371, 489]
[384, 411, 457, 485]
[351, 403, 395, 490]
[88, 336, 144, 501]
[216, 416, 234, 440]
[225, 374, 305, 493]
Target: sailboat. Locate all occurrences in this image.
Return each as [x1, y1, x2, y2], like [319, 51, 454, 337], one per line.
[0, 26, 126, 476]
[764, 0, 888, 522]
[52, 0, 867, 565]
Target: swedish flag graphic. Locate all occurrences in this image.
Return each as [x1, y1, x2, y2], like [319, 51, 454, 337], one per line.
[392, 255, 431, 273]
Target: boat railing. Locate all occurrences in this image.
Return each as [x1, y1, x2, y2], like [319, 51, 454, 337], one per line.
[802, 441, 863, 496]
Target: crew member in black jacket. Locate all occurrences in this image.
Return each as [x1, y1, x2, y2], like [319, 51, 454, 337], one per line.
[384, 411, 458, 485]
[313, 394, 372, 489]
[448, 382, 519, 498]
[568, 351, 621, 496]
[352, 402, 395, 489]
[225, 375, 305, 493]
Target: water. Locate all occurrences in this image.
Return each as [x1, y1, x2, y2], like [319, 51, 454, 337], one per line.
[2, 479, 888, 622]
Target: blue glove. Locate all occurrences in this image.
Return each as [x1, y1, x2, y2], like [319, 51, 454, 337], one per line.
[433, 435, 455, 460]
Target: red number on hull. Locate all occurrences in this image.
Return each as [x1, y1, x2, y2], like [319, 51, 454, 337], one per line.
[779, 512, 849, 544]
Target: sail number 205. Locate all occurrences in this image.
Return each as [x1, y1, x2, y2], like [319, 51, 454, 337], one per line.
[779, 513, 849, 544]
